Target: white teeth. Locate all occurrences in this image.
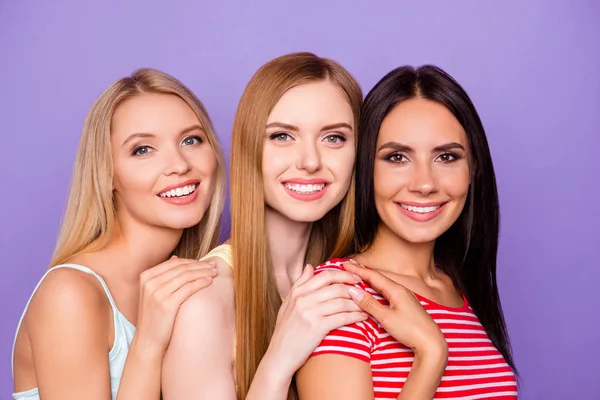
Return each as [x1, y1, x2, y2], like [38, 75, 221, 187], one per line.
[284, 183, 326, 194]
[401, 204, 441, 213]
[159, 184, 198, 198]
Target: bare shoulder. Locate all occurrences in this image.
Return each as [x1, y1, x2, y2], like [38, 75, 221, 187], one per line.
[176, 256, 234, 323]
[24, 267, 111, 351]
[26, 268, 109, 323]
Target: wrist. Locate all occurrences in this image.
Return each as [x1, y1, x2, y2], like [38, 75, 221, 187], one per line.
[258, 348, 294, 389]
[130, 333, 165, 362]
[413, 338, 448, 370]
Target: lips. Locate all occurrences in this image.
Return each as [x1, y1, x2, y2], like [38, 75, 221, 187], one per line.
[157, 179, 200, 198]
[396, 201, 447, 222]
[281, 178, 330, 202]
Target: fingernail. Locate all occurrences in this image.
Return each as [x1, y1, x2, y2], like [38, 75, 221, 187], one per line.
[211, 268, 218, 275]
[207, 261, 216, 266]
[348, 287, 364, 302]
[352, 273, 362, 282]
[348, 259, 362, 267]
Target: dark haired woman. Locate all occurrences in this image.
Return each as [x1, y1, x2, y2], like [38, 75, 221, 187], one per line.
[296, 65, 518, 399]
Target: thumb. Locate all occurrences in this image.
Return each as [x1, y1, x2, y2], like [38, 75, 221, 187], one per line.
[294, 263, 314, 287]
[348, 287, 384, 321]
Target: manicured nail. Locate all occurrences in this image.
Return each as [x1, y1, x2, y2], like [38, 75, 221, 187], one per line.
[348, 287, 364, 302]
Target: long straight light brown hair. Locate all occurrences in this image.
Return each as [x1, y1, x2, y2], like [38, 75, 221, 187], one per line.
[231, 52, 363, 399]
[50, 68, 226, 268]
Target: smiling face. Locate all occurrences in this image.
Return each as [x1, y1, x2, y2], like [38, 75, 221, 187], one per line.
[261, 80, 356, 223]
[373, 97, 471, 244]
[110, 92, 218, 231]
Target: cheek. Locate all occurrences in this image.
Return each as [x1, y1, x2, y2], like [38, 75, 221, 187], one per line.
[262, 146, 290, 181]
[440, 166, 470, 199]
[373, 161, 405, 200]
[191, 147, 219, 178]
[113, 162, 156, 195]
[328, 148, 355, 182]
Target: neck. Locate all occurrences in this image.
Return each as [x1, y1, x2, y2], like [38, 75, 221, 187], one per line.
[265, 207, 312, 297]
[359, 223, 437, 281]
[102, 213, 183, 283]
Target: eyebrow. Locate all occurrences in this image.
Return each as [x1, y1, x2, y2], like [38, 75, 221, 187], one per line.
[265, 122, 353, 132]
[122, 124, 205, 146]
[377, 141, 465, 153]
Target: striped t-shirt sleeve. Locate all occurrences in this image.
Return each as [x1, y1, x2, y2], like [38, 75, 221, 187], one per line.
[310, 260, 374, 363]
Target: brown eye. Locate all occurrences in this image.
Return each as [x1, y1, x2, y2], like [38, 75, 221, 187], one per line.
[387, 153, 408, 163]
[437, 152, 459, 162]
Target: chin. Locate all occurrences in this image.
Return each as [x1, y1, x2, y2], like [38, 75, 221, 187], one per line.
[391, 226, 442, 245]
[161, 214, 206, 230]
[280, 207, 329, 223]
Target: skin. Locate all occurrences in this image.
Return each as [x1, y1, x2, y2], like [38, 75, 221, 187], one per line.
[296, 97, 471, 400]
[12, 93, 220, 400]
[162, 80, 367, 400]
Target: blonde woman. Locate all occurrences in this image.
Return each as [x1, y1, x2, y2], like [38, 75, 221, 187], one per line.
[162, 53, 366, 399]
[11, 68, 226, 400]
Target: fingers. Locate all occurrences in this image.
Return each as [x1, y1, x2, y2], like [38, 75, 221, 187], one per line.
[317, 298, 363, 316]
[139, 255, 184, 282]
[143, 260, 216, 292]
[169, 277, 215, 306]
[348, 287, 386, 323]
[294, 264, 315, 288]
[323, 311, 370, 333]
[343, 262, 396, 300]
[295, 269, 361, 296]
[155, 267, 218, 298]
[308, 283, 357, 304]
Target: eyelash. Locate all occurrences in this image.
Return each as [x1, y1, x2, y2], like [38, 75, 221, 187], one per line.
[269, 132, 293, 142]
[131, 135, 204, 156]
[385, 152, 461, 163]
[268, 132, 347, 144]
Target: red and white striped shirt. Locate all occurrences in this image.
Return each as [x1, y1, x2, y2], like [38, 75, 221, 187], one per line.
[311, 259, 518, 400]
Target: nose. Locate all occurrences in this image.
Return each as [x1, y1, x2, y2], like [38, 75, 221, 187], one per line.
[295, 140, 322, 174]
[407, 162, 438, 196]
[164, 146, 192, 176]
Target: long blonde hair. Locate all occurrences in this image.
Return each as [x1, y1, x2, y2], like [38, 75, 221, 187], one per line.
[231, 52, 363, 399]
[50, 68, 226, 267]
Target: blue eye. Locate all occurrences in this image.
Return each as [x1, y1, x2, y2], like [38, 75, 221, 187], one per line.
[270, 132, 293, 142]
[182, 136, 203, 146]
[132, 146, 152, 156]
[323, 134, 346, 144]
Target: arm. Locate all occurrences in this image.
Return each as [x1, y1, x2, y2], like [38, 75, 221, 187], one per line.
[297, 354, 373, 399]
[245, 264, 368, 400]
[161, 259, 236, 400]
[25, 269, 114, 399]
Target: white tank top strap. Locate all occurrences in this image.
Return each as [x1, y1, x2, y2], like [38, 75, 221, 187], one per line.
[11, 263, 120, 377]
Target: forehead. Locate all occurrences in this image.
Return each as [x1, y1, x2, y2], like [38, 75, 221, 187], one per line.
[267, 81, 354, 129]
[378, 98, 466, 146]
[112, 93, 200, 136]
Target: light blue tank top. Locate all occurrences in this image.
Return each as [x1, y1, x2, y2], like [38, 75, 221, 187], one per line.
[11, 264, 136, 400]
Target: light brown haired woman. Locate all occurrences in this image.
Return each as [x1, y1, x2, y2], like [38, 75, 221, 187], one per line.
[162, 52, 367, 399]
[11, 68, 226, 400]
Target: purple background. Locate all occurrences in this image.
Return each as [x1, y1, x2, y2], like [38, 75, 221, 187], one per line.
[1, 1, 598, 399]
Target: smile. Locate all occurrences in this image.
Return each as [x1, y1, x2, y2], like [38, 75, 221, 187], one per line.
[396, 201, 447, 222]
[158, 183, 199, 198]
[399, 204, 441, 214]
[283, 183, 326, 194]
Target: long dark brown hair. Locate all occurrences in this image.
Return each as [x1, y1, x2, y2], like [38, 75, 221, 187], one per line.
[353, 65, 516, 373]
